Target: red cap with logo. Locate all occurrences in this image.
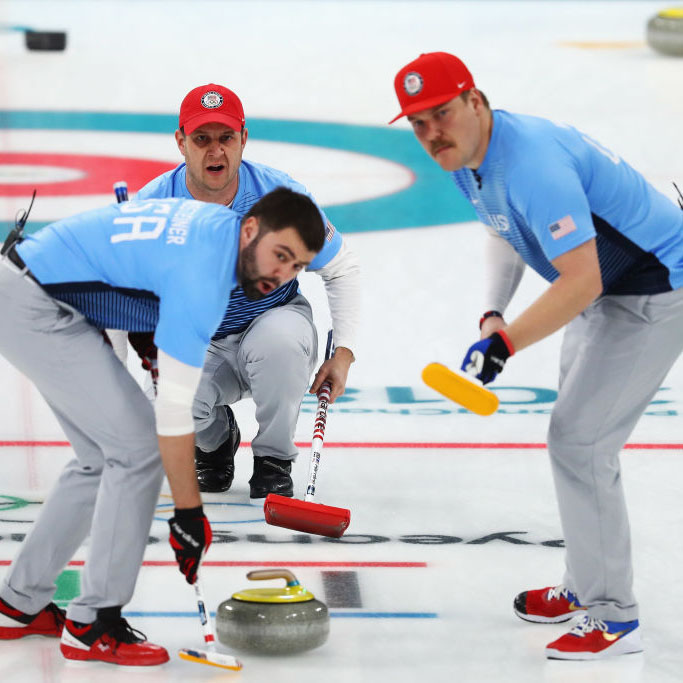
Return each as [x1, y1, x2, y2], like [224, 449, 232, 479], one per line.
[389, 52, 475, 124]
[179, 83, 246, 134]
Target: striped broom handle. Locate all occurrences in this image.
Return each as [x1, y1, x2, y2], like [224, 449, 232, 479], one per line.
[304, 330, 333, 501]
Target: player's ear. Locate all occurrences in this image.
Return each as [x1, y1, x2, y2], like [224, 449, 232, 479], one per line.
[175, 129, 186, 155]
[469, 89, 484, 113]
[240, 216, 259, 247]
[241, 127, 248, 149]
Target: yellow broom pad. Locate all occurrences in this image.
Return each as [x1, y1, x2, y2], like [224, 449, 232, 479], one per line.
[422, 363, 499, 416]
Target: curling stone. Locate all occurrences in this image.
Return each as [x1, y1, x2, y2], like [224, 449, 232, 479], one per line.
[216, 569, 329, 655]
[647, 7, 683, 56]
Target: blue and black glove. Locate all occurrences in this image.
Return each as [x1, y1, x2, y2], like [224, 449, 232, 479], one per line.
[461, 331, 515, 385]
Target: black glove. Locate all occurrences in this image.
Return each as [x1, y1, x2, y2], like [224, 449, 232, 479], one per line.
[128, 332, 158, 394]
[168, 506, 212, 584]
[461, 331, 515, 385]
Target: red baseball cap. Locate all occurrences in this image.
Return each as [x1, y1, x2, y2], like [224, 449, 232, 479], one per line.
[389, 52, 475, 124]
[179, 84, 246, 134]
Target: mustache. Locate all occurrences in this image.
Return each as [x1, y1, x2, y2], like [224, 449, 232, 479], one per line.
[430, 139, 453, 155]
[258, 276, 280, 287]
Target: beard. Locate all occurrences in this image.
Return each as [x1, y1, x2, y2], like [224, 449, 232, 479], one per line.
[237, 237, 279, 301]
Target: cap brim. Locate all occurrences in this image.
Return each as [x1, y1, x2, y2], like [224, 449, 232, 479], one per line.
[388, 91, 464, 124]
[183, 112, 244, 134]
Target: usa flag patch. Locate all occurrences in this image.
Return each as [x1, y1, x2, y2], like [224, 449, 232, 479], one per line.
[325, 220, 336, 242]
[549, 215, 577, 240]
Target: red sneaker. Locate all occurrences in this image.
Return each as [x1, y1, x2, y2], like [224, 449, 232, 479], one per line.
[513, 584, 586, 623]
[60, 608, 169, 666]
[546, 614, 642, 660]
[0, 597, 65, 639]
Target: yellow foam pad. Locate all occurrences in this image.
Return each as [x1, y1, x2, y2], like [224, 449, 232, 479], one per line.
[422, 363, 499, 416]
[178, 648, 242, 671]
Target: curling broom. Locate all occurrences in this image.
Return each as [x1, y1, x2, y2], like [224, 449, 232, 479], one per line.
[178, 572, 243, 671]
[264, 330, 350, 538]
[422, 362, 499, 416]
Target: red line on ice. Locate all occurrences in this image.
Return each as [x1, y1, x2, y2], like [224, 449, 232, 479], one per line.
[0, 560, 427, 567]
[1, 440, 682, 450]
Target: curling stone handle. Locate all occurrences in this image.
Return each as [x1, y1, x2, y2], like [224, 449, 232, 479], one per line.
[246, 569, 300, 586]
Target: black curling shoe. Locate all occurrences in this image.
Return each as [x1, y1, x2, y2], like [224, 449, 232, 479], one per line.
[249, 456, 294, 500]
[195, 406, 241, 493]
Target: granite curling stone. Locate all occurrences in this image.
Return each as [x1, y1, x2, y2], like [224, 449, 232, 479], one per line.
[216, 569, 329, 654]
[647, 7, 683, 56]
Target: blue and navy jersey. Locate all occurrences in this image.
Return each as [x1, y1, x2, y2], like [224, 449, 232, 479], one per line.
[137, 159, 342, 338]
[17, 198, 240, 367]
[452, 110, 683, 295]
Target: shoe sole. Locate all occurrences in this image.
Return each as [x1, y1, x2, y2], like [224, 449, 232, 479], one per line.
[198, 483, 233, 493]
[61, 644, 170, 666]
[249, 495, 293, 503]
[546, 646, 643, 660]
[514, 608, 581, 624]
[545, 628, 643, 660]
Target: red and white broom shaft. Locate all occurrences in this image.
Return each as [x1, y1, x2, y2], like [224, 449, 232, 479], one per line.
[193, 574, 216, 650]
[180, 570, 243, 670]
[305, 381, 331, 502]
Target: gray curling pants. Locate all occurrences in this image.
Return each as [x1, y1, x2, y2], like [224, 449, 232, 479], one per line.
[548, 288, 683, 622]
[193, 294, 318, 461]
[0, 259, 164, 623]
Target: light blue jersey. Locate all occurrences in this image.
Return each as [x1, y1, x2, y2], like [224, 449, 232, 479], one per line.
[452, 111, 683, 294]
[137, 159, 342, 338]
[16, 198, 240, 367]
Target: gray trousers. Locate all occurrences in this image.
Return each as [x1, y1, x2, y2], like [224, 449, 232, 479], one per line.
[548, 288, 683, 621]
[0, 259, 164, 623]
[193, 294, 318, 461]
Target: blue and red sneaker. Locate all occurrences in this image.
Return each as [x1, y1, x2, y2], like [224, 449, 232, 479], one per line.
[0, 596, 65, 639]
[514, 584, 586, 623]
[546, 614, 642, 660]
